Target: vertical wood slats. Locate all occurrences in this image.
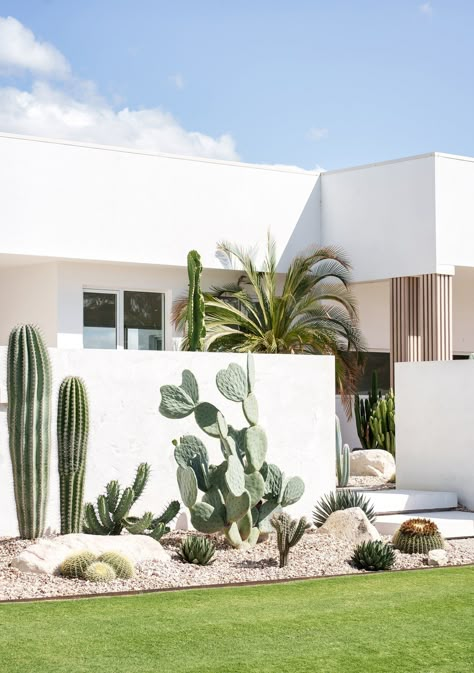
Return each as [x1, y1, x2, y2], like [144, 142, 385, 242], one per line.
[390, 273, 452, 386]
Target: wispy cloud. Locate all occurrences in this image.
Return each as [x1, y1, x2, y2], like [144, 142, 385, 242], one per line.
[419, 2, 433, 16]
[169, 73, 184, 90]
[307, 127, 328, 141]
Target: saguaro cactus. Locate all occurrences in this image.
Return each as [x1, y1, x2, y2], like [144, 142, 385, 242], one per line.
[271, 511, 310, 567]
[57, 376, 89, 534]
[7, 324, 52, 539]
[186, 250, 206, 351]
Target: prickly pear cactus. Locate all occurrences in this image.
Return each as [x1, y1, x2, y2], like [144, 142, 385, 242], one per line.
[159, 354, 305, 549]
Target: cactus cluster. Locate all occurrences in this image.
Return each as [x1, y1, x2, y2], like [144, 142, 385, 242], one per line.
[59, 550, 134, 581]
[7, 324, 52, 539]
[159, 354, 305, 549]
[351, 540, 395, 571]
[369, 390, 395, 456]
[186, 250, 206, 351]
[354, 371, 380, 449]
[83, 462, 179, 541]
[97, 552, 135, 579]
[57, 377, 89, 534]
[392, 518, 444, 555]
[313, 490, 376, 528]
[60, 551, 97, 579]
[177, 535, 216, 565]
[271, 512, 310, 567]
[335, 415, 350, 487]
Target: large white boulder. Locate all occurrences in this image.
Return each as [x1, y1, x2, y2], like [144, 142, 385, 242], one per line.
[350, 449, 395, 479]
[11, 533, 171, 575]
[318, 507, 381, 545]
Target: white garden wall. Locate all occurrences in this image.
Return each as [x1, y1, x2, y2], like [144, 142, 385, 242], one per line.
[0, 349, 335, 537]
[396, 360, 474, 509]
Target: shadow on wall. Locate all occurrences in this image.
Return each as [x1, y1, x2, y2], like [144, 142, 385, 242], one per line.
[277, 179, 321, 271]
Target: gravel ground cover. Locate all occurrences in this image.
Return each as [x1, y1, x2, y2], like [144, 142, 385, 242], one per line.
[1, 530, 473, 601]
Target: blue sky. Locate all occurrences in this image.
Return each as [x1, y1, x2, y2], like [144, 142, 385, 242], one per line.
[0, 0, 473, 169]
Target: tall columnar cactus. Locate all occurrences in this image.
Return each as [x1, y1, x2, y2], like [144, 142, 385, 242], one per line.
[354, 370, 380, 449]
[335, 415, 350, 487]
[159, 354, 305, 549]
[7, 324, 52, 539]
[57, 377, 89, 534]
[83, 462, 180, 540]
[186, 250, 206, 351]
[369, 389, 395, 456]
[271, 511, 310, 567]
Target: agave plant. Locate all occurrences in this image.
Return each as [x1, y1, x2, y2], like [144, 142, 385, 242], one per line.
[313, 490, 376, 528]
[172, 238, 365, 410]
[351, 540, 395, 571]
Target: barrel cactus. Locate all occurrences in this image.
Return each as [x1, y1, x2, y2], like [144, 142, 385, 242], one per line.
[271, 512, 310, 567]
[351, 540, 395, 571]
[186, 250, 206, 351]
[84, 561, 116, 583]
[60, 551, 97, 578]
[7, 324, 52, 539]
[57, 377, 89, 534]
[335, 415, 350, 487]
[392, 518, 444, 555]
[97, 552, 135, 579]
[159, 354, 305, 549]
[177, 535, 216, 565]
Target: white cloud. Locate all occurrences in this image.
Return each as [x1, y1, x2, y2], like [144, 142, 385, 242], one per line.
[0, 16, 70, 78]
[419, 2, 433, 15]
[169, 73, 184, 90]
[308, 127, 328, 141]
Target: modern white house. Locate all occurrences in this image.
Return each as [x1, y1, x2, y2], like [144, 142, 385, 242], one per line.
[1, 131, 474, 394]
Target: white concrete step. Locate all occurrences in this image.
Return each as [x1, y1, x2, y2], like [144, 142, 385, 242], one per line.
[353, 489, 458, 514]
[375, 511, 474, 539]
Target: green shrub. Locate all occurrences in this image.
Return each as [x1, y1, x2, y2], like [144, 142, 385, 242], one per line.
[97, 552, 135, 579]
[392, 518, 444, 555]
[313, 490, 376, 528]
[351, 540, 395, 571]
[177, 535, 216, 565]
[84, 561, 116, 583]
[60, 551, 96, 579]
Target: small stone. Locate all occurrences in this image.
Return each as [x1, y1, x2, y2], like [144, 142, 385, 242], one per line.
[317, 507, 381, 545]
[350, 449, 395, 479]
[428, 549, 448, 566]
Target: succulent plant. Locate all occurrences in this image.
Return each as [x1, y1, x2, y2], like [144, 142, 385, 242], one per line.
[369, 390, 395, 456]
[186, 250, 206, 351]
[177, 535, 216, 565]
[351, 540, 395, 571]
[97, 552, 135, 579]
[354, 370, 380, 449]
[57, 377, 89, 534]
[83, 462, 180, 540]
[313, 490, 376, 528]
[335, 415, 350, 487]
[84, 561, 116, 583]
[60, 551, 97, 579]
[392, 518, 444, 555]
[271, 511, 310, 568]
[7, 324, 52, 539]
[159, 354, 305, 549]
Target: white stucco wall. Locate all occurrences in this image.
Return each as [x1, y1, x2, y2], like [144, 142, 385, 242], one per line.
[0, 133, 320, 272]
[0, 349, 335, 537]
[396, 360, 474, 509]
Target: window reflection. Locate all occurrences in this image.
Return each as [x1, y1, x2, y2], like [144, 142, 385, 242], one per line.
[124, 291, 163, 350]
[83, 292, 117, 349]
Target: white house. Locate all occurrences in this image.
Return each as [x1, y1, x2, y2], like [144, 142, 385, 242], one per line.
[1, 131, 474, 404]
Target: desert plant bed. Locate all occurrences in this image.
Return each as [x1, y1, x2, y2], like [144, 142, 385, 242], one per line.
[0, 567, 472, 673]
[1, 531, 473, 602]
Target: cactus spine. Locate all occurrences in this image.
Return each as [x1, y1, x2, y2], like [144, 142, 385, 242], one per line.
[335, 415, 350, 487]
[57, 377, 89, 534]
[7, 324, 52, 539]
[186, 250, 206, 351]
[271, 512, 310, 567]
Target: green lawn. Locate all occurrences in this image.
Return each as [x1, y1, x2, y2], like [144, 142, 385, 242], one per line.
[0, 566, 472, 673]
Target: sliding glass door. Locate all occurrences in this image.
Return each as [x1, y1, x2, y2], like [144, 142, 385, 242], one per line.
[83, 291, 118, 349]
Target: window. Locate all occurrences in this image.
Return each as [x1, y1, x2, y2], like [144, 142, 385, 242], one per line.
[83, 289, 164, 350]
[357, 352, 390, 393]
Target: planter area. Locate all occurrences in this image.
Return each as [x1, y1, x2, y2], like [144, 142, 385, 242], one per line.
[1, 530, 474, 602]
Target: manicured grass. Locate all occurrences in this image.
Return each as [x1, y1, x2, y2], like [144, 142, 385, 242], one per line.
[0, 567, 473, 673]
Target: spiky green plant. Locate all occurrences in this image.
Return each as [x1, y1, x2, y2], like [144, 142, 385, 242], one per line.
[335, 415, 350, 487]
[57, 377, 89, 534]
[392, 518, 444, 555]
[351, 540, 395, 571]
[83, 463, 179, 540]
[97, 552, 135, 579]
[271, 512, 310, 568]
[369, 389, 395, 456]
[60, 551, 96, 579]
[186, 250, 206, 351]
[159, 354, 305, 549]
[354, 370, 379, 449]
[84, 561, 116, 583]
[177, 535, 216, 565]
[7, 324, 52, 539]
[313, 491, 376, 528]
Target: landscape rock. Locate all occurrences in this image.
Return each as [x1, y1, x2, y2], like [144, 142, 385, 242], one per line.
[318, 507, 381, 545]
[428, 549, 448, 566]
[11, 533, 171, 575]
[350, 449, 395, 479]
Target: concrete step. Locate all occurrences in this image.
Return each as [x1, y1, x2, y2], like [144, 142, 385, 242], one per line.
[353, 489, 458, 514]
[375, 510, 474, 539]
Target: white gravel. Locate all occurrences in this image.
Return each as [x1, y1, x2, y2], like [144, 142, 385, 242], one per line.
[1, 531, 473, 602]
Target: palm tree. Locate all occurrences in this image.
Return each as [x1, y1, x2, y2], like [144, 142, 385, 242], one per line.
[173, 238, 365, 412]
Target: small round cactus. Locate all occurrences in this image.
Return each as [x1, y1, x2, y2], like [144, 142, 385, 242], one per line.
[177, 535, 216, 565]
[97, 552, 135, 579]
[392, 518, 444, 555]
[351, 540, 395, 571]
[60, 551, 97, 579]
[84, 561, 117, 583]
